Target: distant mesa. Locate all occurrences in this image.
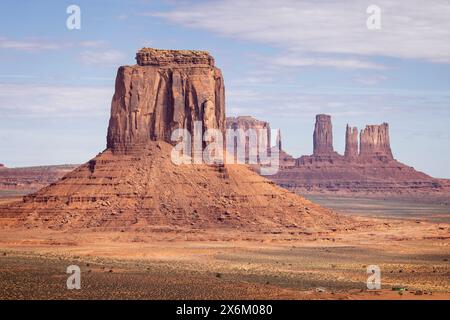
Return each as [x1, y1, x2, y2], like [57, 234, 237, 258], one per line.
[225, 116, 275, 162]
[0, 165, 77, 192]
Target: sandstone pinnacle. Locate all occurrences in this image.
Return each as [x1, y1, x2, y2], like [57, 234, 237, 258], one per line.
[344, 124, 359, 159]
[313, 114, 334, 156]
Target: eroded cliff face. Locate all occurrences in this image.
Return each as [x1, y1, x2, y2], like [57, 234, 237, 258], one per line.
[225, 116, 271, 159]
[359, 123, 393, 160]
[313, 114, 334, 156]
[107, 48, 225, 152]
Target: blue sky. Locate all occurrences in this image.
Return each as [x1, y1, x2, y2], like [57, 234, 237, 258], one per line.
[0, 0, 449, 178]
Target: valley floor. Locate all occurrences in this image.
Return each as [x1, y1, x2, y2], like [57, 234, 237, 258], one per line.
[1, 193, 448, 300]
[0, 223, 448, 300]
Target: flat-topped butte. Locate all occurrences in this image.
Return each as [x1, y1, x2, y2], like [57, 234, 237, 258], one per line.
[136, 47, 215, 67]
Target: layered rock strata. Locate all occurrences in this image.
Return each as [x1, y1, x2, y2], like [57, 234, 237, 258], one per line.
[0, 165, 78, 192]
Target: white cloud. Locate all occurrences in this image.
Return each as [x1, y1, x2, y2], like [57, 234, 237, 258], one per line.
[271, 55, 387, 70]
[0, 37, 115, 52]
[80, 50, 127, 66]
[0, 37, 63, 51]
[152, 0, 450, 64]
[226, 86, 450, 119]
[79, 40, 108, 48]
[353, 75, 388, 85]
[0, 84, 113, 117]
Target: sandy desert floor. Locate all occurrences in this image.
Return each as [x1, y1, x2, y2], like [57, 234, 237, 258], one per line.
[0, 213, 449, 300]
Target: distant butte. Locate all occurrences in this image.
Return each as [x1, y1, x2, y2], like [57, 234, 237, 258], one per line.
[228, 115, 450, 197]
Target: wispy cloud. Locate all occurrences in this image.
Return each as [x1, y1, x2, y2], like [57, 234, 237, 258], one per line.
[0, 37, 119, 55]
[80, 50, 127, 66]
[226, 86, 450, 119]
[79, 40, 108, 48]
[0, 37, 64, 51]
[0, 74, 38, 79]
[271, 55, 387, 70]
[0, 84, 113, 118]
[152, 0, 450, 64]
[353, 75, 388, 86]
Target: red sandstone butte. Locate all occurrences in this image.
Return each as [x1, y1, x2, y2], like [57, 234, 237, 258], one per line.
[107, 48, 225, 152]
[0, 49, 347, 233]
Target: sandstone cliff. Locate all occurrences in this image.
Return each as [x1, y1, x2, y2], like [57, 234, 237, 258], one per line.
[225, 116, 271, 162]
[107, 48, 225, 152]
[359, 123, 393, 160]
[226, 116, 271, 136]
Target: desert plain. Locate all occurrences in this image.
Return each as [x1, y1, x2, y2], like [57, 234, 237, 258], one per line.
[0, 193, 448, 300]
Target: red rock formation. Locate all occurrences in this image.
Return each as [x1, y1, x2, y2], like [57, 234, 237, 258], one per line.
[0, 164, 5, 169]
[225, 116, 271, 162]
[225, 117, 296, 169]
[0, 49, 345, 233]
[264, 115, 449, 196]
[359, 123, 393, 160]
[226, 116, 271, 139]
[313, 114, 334, 155]
[344, 125, 358, 159]
[107, 48, 225, 152]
